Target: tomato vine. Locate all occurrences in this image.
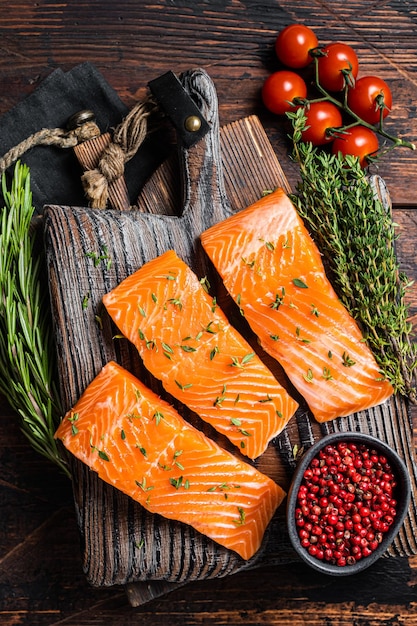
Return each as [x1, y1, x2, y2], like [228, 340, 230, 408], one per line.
[262, 24, 415, 166]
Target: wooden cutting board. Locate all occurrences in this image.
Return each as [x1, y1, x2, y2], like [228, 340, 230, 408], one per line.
[43, 68, 417, 606]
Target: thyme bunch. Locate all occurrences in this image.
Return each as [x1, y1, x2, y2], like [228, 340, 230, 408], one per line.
[0, 162, 68, 475]
[288, 108, 417, 402]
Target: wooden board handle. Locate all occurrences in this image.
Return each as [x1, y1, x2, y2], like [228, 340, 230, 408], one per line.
[176, 68, 231, 225]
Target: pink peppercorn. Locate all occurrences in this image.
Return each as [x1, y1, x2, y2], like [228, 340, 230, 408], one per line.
[294, 440, 398, 567]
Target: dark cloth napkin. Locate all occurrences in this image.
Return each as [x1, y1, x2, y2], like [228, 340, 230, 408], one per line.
[0, 63, 167, 213]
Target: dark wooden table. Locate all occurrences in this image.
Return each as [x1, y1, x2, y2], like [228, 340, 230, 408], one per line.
[2, 2, 417, 624]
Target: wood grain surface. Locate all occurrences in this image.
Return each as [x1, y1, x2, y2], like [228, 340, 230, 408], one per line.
[2, 1, 417, 625]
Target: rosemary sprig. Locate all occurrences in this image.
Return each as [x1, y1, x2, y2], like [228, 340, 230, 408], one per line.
[0, 162, 68, 474]
[287, 108, 417, 401]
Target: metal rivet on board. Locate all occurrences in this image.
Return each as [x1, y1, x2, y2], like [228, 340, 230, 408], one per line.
[184, 115, 202, 133]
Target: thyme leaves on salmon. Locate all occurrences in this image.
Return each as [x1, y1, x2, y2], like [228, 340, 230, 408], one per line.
[233, 506, 246, 526]
[230, 417, 252, 438]
[67, 412, 79, 436]
[153, 410, 165, 425]
[295, 326, 311, 344]
[288, 107, 417, 402]
[175, 379, 193, 391]
[0, 163, 68, 475]
[181, 344, 197, 353]
[230, 352, 255, 368]
[135, 444, 147, 457]
[322, 367, 333, 381]
[173, 449, 184, 469]
[158, 450, 184, 472]
[258, 394, 273, 403]
[270, 289, 285, 310]
[342, 352, 356, 368]
[303, 368, 314, 383]
[167, 297, 182, 310]
[170, 475, 190, 490]
[214, 384, 227, 407]
[199, 276, 211, 292]
[207, 482, 241, 494]
[135, 477, 154, 492]
[293, 278, 308, 289]
[90, 438, 110, 462]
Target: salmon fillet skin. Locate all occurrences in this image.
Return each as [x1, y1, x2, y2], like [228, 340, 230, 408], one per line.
[200, 188, 394, 422]
[54, 361, 286, 560]
[102, 249, 298, 459]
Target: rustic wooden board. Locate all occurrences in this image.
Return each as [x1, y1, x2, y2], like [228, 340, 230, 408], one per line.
[43, 69, 417, 606]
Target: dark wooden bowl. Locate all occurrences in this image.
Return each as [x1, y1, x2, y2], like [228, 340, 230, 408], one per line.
[286, 432, 411, 576]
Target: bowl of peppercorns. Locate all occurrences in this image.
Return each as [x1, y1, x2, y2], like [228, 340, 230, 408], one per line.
[286, 432, 411, 575]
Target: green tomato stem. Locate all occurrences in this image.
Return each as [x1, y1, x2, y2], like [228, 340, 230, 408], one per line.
[310, 56, 416, 151]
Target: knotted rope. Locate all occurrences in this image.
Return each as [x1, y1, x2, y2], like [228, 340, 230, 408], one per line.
[0, 96, 156, 209]
[80, 98, 155, 208]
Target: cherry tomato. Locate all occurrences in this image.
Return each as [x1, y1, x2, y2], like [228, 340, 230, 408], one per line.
[347, 76, 393, 125]
[262, 70, 307, 115]
[275, 24, 319, 69]
[301, 101, 343, 145]
[317, 42, 359, 91]
[331, 126, 379, 167]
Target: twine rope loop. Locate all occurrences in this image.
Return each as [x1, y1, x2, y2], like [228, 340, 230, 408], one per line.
[0, 121, 101, 176]
[0, 97, 156, 209]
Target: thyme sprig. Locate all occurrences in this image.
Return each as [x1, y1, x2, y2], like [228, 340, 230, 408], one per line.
[0, 163, 68, 474]
[288, 109, 417, 401]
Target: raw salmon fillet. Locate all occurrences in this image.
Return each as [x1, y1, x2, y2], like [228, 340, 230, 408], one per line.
[201, 188, 394, 422]
[102, 249, 298, 459]
[55, 361, 285, 560]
